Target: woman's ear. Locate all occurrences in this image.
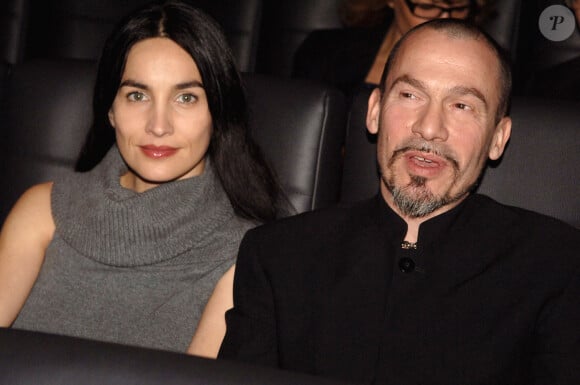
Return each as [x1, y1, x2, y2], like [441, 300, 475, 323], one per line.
[366, 88, 382, 135]
[108, 108, 116, 128]
[488, 116, 512, 161]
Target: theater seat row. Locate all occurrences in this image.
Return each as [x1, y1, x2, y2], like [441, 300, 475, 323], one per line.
[0, 59, 347, 222]
[1, 59, 578, 228]
[0, 327, 347, 385]
[0, 59, 578, 385]
[4, 0, 578, 90]
[1, 0, 344, 76]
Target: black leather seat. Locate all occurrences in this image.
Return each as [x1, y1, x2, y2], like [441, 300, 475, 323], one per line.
[480, 0, 523, 61]
[476, 97, 580, 227]
[0, 62, 10, 107]
[0, 0, 28, 101]
[0, 327, 346, 385]
[340, 87, 580, 228]
[23, 0, 263, 72]
[517, 0, 580, 100]
[339, 87, 379, 205]
[256, 0, 343, 76]
[0, 59, 347, 223]
[0, 0, 29, 66]
[0, 59, 97, 222]
[244, 74, 346, 213]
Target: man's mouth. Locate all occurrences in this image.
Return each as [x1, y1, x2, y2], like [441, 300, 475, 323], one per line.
[407, 151, 444, 168]
[412, 155, 435, 164]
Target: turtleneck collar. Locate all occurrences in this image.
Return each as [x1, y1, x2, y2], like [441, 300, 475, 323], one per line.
[52, 145, 237, 267]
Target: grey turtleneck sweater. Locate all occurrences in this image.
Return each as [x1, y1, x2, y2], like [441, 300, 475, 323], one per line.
[13, 146, 256, 352]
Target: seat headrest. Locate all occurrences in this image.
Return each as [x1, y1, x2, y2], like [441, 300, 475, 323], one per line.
[340, 87, 580, 228]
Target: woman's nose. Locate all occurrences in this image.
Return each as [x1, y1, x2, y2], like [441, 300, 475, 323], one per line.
[145, 104, 173, 137]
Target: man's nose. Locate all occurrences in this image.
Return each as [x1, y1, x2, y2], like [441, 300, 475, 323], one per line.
[411, 102, 449, 142]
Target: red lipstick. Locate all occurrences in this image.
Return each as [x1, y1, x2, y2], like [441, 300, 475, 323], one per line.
[140, 145, 178, 159]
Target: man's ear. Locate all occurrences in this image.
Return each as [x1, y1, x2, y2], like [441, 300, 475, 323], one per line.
[488, 116, 512, 161]
[366, 88, 382, 135]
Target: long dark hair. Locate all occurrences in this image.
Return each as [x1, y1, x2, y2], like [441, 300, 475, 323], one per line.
[75, 0, 284, 222]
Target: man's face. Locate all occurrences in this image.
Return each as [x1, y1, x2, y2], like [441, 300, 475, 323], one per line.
[367, 29, 511, 219]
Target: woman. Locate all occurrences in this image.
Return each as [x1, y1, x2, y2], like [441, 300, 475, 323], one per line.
[293, 0, 489, 98]
[0, 0, 285, 358]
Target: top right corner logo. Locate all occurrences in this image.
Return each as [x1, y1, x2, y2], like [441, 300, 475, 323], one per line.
[538, 5, 577, 41]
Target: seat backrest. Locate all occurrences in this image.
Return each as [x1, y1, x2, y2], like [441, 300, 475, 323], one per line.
[340, 88, 580, 228]
[0, 0, 29, 65]
[23, 0, 262, 72]
[476, 97, 580, 227]
[0, 327, 344, 385]
[243, 73, 347, 214]
[0, 62, 10, 104]
[0, 60, 347, 223]
[517, 0, 580, 99]
[256, 0, 343, 77]
[198, 0, 263, 72]
[0, 59, 97, 222]
[480, 0, 522, 60]
[340, 87, 378, 204]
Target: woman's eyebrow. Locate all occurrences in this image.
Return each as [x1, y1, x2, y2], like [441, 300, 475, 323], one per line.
[175, 80, 204, 90]
[118, 79, 204, 90]
[119, 79, 148, 90]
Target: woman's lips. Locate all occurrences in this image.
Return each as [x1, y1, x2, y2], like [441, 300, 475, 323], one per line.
[140, 145, 178, 159]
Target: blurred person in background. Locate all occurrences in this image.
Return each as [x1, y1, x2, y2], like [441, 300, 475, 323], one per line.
[293, 0, 493, 99]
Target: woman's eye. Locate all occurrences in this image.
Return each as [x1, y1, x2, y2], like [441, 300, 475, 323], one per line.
[127, 92, 147, 102]
[177, 93, 197, 104]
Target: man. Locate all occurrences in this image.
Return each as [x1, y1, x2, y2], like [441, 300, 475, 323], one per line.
[219, 19, 580, 385]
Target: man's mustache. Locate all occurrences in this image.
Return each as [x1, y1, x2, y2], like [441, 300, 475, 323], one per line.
[391, 139, 460, 172]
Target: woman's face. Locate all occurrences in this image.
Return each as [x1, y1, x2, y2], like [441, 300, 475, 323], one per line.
[108, 37, 212, 193]
[388, 0, 472, 37]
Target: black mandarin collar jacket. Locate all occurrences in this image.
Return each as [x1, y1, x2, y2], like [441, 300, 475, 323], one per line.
[220, 194, 580, 385]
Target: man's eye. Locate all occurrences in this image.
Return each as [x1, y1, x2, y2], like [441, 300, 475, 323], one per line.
[455, 103, 471, 111]
[177, 93, 197, 103]
[127, 92, 146, 102]
[401, 92, 417, 99]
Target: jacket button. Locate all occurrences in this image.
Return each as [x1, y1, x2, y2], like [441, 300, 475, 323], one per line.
[398, 257, 415, 273]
